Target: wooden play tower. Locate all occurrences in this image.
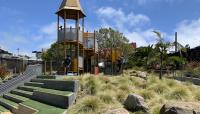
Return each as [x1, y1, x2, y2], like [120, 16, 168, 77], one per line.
[56, 0, 98, 75]
[56, 0, 85, 75]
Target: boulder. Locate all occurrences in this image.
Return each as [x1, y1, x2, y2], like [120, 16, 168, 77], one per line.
[124, 94, 148, 112]
[137, 71, 147, 80]
[105, 108, 130, 114]
[160, 102, 200, 114]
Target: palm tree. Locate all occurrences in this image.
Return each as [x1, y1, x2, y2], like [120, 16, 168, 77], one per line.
[153, 31, 171, 79]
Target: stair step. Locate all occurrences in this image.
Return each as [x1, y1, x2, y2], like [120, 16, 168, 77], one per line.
[0, 105, 9, 113]
[0, 97, 18, 110]
[18, 86, 39, 92]
[37, 75, 56, 79]
[3, 93, 29, 103]
[31, 79, 50, 83]
[11, 89, 33, 98]
[24, 82, 44, 87]
[3, 80, 8, 83]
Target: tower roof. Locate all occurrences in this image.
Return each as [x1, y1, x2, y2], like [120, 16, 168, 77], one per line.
[56, 0, 86, 19]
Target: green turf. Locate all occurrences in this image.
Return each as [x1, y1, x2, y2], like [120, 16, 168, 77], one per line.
[22, 99, 66, 114]
[20, 86, 72, 97]
[36, 88, 72, 97]
[0, 98, 18, 108]
[0, 105, 9, 112]
[12, 89, 33, 95]
[4, 93, 29, 101]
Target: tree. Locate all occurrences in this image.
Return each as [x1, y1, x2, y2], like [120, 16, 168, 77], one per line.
[129, 45, 154, 68]
[96, 28, 132, 62]
[153, 31, 171, 79]
[42, 43, 65, 62]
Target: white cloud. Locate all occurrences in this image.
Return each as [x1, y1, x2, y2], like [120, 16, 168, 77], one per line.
[40, 22, 57, 35]
[135, 0, 181, 5]
[96, 7, 157, 47]
[0, 22, 57, 58]
[97, 7, 150, 30]
[174, 18, 200, 48]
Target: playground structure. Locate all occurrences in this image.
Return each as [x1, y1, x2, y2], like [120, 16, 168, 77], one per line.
[99, 48, 124, 75]
[56, 0, 97, 75]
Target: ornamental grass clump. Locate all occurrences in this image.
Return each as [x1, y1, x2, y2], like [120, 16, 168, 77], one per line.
[97, 92, 114, 104]
[148, 83, 169, 94]
[168, 86, 189, 100]
[68, 96, 102, 114]
[84, 76, 100, 95]
[138, 89, 156, 100]
[115, 90, 128, 103]
[194, 90, 200, 101]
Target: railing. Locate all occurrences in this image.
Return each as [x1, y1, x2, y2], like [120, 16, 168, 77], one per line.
[85, 37, 94, 49]
[0, 64, 42, 95]
[58, 28, 83, 43]
[78, 56, 83, 68]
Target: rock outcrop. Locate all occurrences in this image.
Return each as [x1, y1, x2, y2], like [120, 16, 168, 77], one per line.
[160, 102, 200, 114]
[124, 94, 148, 112]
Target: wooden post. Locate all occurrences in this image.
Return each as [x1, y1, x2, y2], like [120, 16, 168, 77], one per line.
[57, 15, 60, 41]
[44, 61, 46, 75]
[76, 12, 80, 76]
[82, 18, 85, 74]
[64, 11, 67, 75]
[50, 60, 52, 75]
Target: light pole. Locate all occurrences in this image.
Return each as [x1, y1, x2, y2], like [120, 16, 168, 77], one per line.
[17, 48, 20, 56]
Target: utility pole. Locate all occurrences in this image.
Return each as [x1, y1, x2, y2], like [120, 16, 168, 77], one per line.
[175, 32, 178, 52]
[17, 48, 20, 56]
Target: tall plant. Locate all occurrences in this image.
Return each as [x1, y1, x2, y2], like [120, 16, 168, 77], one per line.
[153, 31, 171, 79]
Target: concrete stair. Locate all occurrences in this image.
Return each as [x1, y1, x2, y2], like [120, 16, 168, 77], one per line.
[24, 82, 44, 87]
[11, 89, 33, 98]
[3, 93, 29, 103]
[0, 97, 18, 110]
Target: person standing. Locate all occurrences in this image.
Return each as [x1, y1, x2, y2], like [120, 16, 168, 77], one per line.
[64, 55, 71, 75]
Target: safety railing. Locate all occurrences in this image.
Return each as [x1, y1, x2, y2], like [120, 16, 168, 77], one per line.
[58, 28, 83, 43]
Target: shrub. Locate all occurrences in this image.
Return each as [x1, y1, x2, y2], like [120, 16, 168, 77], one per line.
[118, 84, 131, 92]
[168, 86, 189, 100]
[194, 90, 200, 101]
[97, 92, 114, 104]
[68, 96, 102, 114]
[148, 83, 169, 94]
[84, 77, 100, 95]
[0, 66, 9, 80]
[115, 90, 127, 103]
[138, 89, 156, 100]
[151, 106, 161, 114]
[165, 79, 177, 87]
[101, 83, 117, 91]
[99, 76, 110, 84]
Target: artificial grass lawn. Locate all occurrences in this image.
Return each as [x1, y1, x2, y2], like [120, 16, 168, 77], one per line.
[0, 105, 9, 112]
[22, 99, 66, 114]
[0, 97, 18, 108]
[21, 85, 72, 96]
[5, 93, 29, 102]
[13, 89, 33, 95]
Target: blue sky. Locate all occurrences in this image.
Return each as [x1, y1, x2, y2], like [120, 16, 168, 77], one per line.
[1, 0, 200, 58]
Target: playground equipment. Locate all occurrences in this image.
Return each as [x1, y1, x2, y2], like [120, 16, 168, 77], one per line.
[56, 0, 97, 75]
[99, 48, 123, 75]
